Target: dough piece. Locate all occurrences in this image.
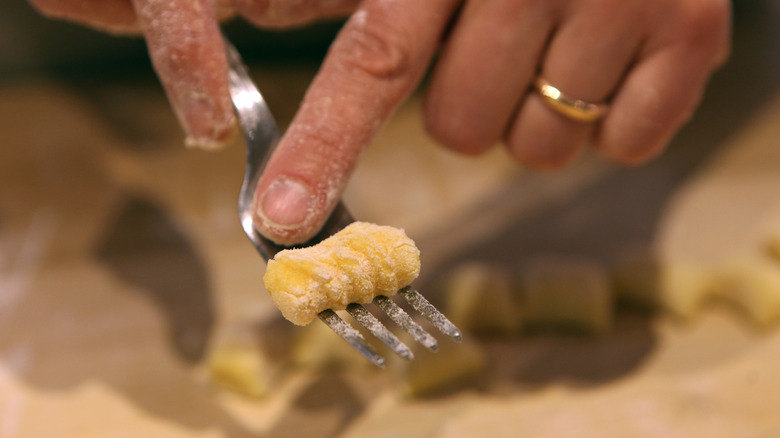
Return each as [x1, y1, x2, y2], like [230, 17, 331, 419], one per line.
[207, 344, 274, 399]
[442, 262, 524, 335]
[613, 250, 711, 320]
[711, 258, 780, 328]
[290, 319, 373, 370]
[400, 338, 486, 398]
[521, 258, 613, 334]
[263, 222, 421, 325]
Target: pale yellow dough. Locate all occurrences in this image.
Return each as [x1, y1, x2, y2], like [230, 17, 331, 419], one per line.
[400, 337, 486, 398]
[263, 222, 421, 325]
[207, 345, 273, 399]
[711, 258, 780, 328]
[291, 320, 373, 369]
[522, 257, 613, 334]
[613, 250, 711, 320]
[442, 263, 524, 336]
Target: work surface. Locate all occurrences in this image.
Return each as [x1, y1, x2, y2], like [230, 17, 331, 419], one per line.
[2, 14, 780, 437]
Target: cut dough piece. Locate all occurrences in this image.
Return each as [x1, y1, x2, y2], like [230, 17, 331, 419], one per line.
[613, 250, 711, 320]
[207, 344, 275, 399]
[399, 337, 486, 398]
[711, 258, 780, 328]
[291, 319, 374, 370]
[521, 257, 613, 334]
[441, 262, 524, 335]
[263, 222, 421, 325]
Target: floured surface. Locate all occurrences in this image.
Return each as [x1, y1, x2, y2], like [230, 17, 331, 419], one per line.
[437, 336, 780, 438]
[657, 95, 780, 267]
[3, 32, 780, 438]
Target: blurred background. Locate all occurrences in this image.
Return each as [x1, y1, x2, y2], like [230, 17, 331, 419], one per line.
[2, 1, 780, 437]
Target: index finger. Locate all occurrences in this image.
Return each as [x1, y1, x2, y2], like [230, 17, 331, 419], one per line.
[132, 0, 236, 150]
[252, 0, 461, 245]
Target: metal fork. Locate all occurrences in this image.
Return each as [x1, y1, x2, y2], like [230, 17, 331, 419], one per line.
[224, 40, 461, 368]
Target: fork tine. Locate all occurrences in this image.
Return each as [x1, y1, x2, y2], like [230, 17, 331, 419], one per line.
[318, 309, 385, 368]
[373, 295, 438, 351]
[399, 286, 463, 342]
[347, 304, 414, 360]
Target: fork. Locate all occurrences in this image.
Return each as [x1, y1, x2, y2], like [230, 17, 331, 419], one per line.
[224, 40, 461, 368]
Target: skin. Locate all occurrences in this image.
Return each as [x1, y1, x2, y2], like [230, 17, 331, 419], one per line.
[30, 0, 732, 245]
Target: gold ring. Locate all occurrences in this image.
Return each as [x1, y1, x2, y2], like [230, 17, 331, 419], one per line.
[532, 77, 608, 123]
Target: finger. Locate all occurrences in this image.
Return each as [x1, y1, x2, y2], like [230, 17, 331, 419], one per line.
[132, 0, 236, 149]
[252, 0, 461, 245]
[29, 0, 139, 34]
[423, 0, 554, 155]
[594, 0, 731, 164]
[506, 1, 643, 170]
[235, 0, 362, 28]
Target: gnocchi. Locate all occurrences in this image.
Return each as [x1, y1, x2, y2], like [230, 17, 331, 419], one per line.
[263, 222, 421, 325]
[711, 258, 780, 328]
[521, 257, 613, 334]
[613, 250, 711, 320]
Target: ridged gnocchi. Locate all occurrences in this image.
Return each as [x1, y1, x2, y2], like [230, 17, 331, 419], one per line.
[263, 222, 421, 325]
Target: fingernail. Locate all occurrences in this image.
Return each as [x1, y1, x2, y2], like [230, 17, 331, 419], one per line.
[257, 178, 314, 229]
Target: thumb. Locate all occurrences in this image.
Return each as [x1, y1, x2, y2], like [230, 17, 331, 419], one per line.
[252, 0, 460, 246]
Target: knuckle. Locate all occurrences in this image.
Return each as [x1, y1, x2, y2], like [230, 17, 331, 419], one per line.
[424, 108, 495, 156]
[334, 13, 412, 80]
[142, 8, 214, 78]
[605, 145, 661, 166]
[596, 128, 668, 167]
[506, 113, 586, 170]
[286, 121, 352, 175]
[522, 153, 575, 171]
[507, 138, 579, 171]
[678, 0, 732, 65]
[152, 39, 200, 78]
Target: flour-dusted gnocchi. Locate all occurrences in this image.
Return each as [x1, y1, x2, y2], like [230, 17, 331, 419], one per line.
[400, 336, 487, 398]
[206, 324, 285, 399]
[521, 257, 614, 334]
[711, 258, 780, 328]
[207, 344, 274, 398]
[291, 320, 374, 369]
[613, 249, 711, 320]
[263, 222, 421, 325]
[442, 262, 524, 336]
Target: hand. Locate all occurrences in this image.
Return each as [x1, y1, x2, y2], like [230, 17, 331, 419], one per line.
[31, 0, 731, 246]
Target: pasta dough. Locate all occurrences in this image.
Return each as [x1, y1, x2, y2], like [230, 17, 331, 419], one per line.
[400, 337, 487, 398]
[441, 258, 612, 336]
[291, 320, 373, 369]
[442, 263, 524, 335]
[207, 344, 273, 399]
[613, 250, 711, 320]
[263, 222, 421, 325]
[205, 324, 282, 399]
[521, 258, 613, 334]
[711, 258, 780, 328]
